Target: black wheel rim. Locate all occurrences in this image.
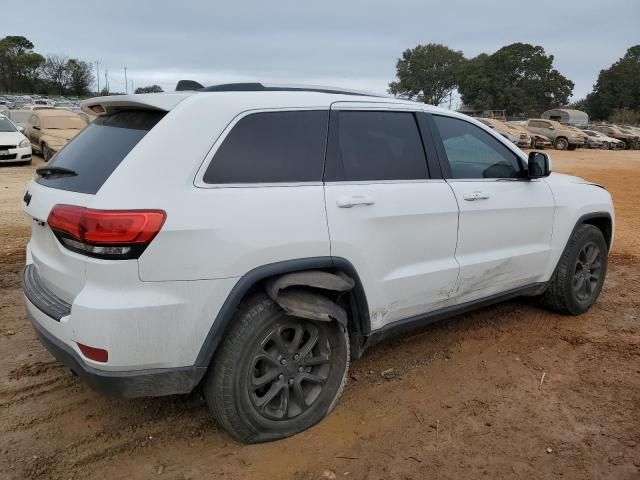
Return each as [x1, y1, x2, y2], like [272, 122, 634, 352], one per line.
[573, 241, 602, 302]
[248, 319, 331, 421]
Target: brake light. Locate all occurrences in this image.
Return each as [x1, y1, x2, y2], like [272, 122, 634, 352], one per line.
[47, 204, 166, 259]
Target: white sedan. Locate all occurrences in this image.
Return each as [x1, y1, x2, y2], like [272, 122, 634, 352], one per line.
[0, 114, 32, 164]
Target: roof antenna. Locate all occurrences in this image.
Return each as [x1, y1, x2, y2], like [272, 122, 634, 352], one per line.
[175, 80, 204, 91]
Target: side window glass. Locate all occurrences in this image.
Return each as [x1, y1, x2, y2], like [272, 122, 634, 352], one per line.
[433, 115, 524, 179]
[327, 111, 428, 181]
[203, 110, 328, 184]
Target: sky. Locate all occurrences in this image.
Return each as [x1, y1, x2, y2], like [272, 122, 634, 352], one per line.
[4, 0, 639, 105]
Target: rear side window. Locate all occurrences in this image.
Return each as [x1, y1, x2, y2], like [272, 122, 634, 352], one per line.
[36, 110, 165, 194]
[325, 111, 428, 182]
[203, 110, 328, 184]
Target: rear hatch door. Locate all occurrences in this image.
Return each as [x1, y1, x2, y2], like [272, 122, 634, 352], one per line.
[23, 109, 167, 303]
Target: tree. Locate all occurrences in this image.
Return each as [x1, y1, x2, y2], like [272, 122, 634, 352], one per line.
[388, 44, 464, 105]
[135, 85, 163, 94]
[15, 52, 44, 92]
[66, 59, 94, 96]
[585, 45, 640, 121]
[42, 54, 71, 95]
[0, 36, 36, 92]
[458, 43, 574, 115]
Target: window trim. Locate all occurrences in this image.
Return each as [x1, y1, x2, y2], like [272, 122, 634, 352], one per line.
[194, 107, 329, 189]
[324, 108, 433, 183]
[429, 113, 529, 181]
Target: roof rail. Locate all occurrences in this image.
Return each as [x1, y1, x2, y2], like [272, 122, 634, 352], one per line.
[174, 80, 382, 97]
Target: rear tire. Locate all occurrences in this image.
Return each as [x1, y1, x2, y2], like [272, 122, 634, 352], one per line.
[204, 293, 349, 443]
[542, 224, 608, 315]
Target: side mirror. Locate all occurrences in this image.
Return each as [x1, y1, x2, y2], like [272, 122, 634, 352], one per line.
[548, 126, 554, 130]
[528, 151, 551, 179]
[17, 125, 24, 133]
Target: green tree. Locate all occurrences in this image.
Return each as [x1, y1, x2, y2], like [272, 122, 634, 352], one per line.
[568, 98, 588, 112]
[458, 43, 574, 115]
[134, 84, 163, 94]
[585, 45, 640, 121]
[0, 36, 36, 92]
[66, 59, 94, 96]
[15, 52, 45, 92]
[388, 43, 464, 105]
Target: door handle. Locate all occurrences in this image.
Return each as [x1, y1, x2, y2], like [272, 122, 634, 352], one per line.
[336, 195, 375, 208]
[463, 191, 490, 201]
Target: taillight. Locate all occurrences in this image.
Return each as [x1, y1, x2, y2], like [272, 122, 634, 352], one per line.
[47, 204, 166, 259]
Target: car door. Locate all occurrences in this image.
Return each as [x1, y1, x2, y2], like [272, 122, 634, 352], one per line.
[324, 103, 460, 330]
[29, 114, 41, 147]
[430, 113, 555, 303]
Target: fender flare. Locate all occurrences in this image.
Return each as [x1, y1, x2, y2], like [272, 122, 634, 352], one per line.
[265, 270, 355, 327]
[193, 257, 370, 370]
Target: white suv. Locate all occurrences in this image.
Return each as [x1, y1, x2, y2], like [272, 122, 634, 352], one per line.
[22, 83, 614, 443]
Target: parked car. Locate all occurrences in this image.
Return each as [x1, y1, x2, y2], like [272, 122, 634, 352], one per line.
[507, 122, 552, 149]
[566, 126, 600, 148]
[23, 109, 87, 161]
[0, 114, 32, 164]
[581, 129, 624, 150]
[0, 96, 15, 109]
[589, 125, 639, 149]
[525, 119, 584, 150]
[477, 117, 531, 148]
[22, 83, 614, 443]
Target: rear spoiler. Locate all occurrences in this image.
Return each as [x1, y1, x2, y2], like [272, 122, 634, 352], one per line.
[81, 93, 192, 116]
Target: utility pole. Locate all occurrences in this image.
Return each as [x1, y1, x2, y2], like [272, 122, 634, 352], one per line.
[95, 61, 100, 93]
[105, 69, 109, 94]
[131, 79, 134, 94]
[124, 67, 128, 94]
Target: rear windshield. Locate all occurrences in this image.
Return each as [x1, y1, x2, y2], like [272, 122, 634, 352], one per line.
[36, 110, 165, 194]
[42, 115, 86, 130]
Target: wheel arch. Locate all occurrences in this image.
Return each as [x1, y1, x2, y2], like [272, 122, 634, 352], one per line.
[579, 212, 613, 251]
[194, 257, 371, 369]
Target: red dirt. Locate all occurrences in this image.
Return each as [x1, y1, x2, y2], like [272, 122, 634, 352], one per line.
[1, 150, 639, 480]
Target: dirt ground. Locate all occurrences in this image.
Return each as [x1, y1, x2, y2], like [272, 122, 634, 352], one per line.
[1, 150, 639, 480]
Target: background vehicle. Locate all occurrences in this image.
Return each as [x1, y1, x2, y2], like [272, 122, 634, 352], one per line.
[525, 119, 583, 150]
[590, 124, 638, 149]
[22, 109, 87, 160]
[0, 114, 32, 164]
[508, 121, 552, 149]
[567, 125, 599, 148]
[581, 129, 624, 150]
[22, 84, 614, 443]
[477, 117, 530, 147]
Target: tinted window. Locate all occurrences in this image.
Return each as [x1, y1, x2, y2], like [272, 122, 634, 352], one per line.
[327, 111, 428, 181]
[203, 110, 328, 184]
[36, 110, 165, 194]
[433, 115, 524, 179]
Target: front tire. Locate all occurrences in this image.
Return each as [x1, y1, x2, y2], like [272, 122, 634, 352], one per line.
[204, 294, 349, 443]
[542, 224, 608, 315]
[554, 138, 569, 150]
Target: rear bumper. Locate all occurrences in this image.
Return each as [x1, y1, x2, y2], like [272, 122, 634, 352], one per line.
[22, 264, 208, 398]
[26, 305, 205, 398]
